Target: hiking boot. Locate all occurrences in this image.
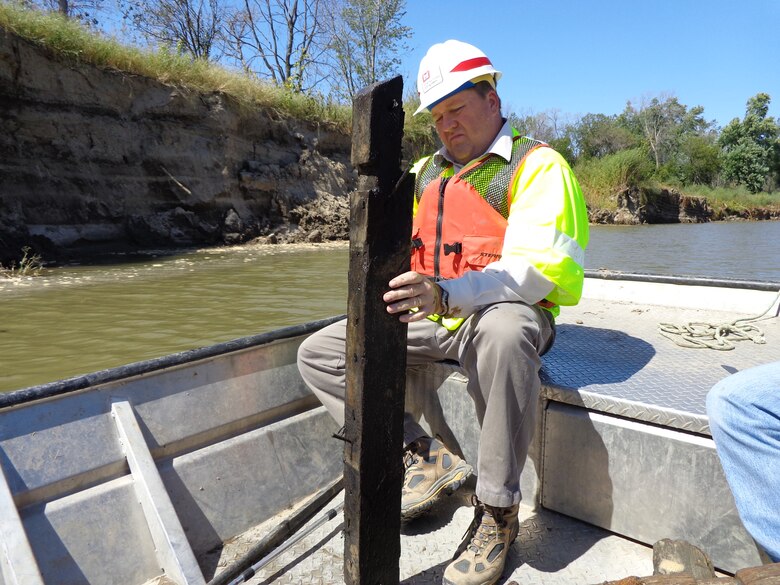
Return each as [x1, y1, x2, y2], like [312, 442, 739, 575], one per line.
[400, 436, 472, 521]
[442, 495, 520, 585]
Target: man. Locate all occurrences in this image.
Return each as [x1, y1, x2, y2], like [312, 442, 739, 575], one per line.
[298, 39, 589, 585]
[707, 360, 780, 563]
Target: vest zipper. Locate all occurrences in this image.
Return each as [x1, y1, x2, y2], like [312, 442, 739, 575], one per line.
[434, 177, 449, 278]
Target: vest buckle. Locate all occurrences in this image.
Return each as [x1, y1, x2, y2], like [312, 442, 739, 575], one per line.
[444, 242, 462, 255]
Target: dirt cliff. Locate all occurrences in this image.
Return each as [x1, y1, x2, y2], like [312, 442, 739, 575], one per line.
[0, 28, 354, 266]
[588, 187, 714, 224]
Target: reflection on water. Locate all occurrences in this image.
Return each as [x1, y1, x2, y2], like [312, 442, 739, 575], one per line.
[1, 222, 779, 392]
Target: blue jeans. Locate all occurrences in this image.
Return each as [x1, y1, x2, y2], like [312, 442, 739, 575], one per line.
[706, 360, 780, 563]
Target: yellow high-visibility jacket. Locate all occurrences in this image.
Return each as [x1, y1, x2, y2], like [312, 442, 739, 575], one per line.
[410, 123, 589, 329]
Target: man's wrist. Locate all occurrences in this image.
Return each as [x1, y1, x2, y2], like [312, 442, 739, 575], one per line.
[438, 284, 450, 316]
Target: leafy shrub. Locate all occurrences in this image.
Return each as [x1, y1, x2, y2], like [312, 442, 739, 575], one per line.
[574, 148, 654, 209]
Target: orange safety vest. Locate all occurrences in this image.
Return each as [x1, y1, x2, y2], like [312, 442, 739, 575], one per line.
[411, 135, 546, 281]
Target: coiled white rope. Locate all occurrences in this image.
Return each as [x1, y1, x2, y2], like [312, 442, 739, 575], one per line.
[658, 288, 780, 350]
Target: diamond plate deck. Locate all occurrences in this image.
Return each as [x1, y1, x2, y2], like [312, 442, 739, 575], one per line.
[541, 295, 780, 435]
[216, 479, 656, 585]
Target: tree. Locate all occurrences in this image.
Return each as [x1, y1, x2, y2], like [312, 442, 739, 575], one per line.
[508, 109, 577, 163]
[125, 0, 225, 59]
[718, 93, 779, 193]
[326, 0, 411, 101]
[571, 113, 639, 161]
[624, 95, 710, 170]
[223, 0, 326, 92]
[678, 134, 721, 186]
[19, 0, 104, 23]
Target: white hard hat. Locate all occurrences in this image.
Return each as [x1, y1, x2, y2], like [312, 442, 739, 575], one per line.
[415, 39, 502, 115]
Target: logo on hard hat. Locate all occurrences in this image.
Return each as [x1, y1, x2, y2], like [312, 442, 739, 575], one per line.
[420, 66, 443, 93]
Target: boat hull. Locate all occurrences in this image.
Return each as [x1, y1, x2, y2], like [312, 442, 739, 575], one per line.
[1, 319, 343, 585]
[2, 274, 779, 583]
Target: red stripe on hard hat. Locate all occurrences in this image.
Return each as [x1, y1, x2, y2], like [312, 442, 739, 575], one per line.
[451, 57, 492, 73]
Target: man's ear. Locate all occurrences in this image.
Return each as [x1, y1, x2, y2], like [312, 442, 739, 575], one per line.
[487, 89, 501, 114]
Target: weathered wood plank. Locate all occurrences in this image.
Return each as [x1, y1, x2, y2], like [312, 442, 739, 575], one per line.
[735, 563, 780, 585]
[344, 75, 413, 585]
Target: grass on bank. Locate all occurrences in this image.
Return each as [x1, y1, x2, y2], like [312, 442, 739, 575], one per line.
[574, 149, 780, 213]
[574, 148, 654, 211]
[0, 1, 353, 129]
[0, 246, 43, 277]
[678, 184, 780, 211]
[0, 2, 439, 152]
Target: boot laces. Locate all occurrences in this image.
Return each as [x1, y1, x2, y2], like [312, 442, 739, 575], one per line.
[402, 440, 422, 471]
[453, 495, 508, 557]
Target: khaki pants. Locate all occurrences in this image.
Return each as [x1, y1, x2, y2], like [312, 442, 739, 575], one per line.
[297, 301, 555, 508]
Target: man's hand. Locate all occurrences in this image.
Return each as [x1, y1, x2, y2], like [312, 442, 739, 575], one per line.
[383, 271, 443, 323]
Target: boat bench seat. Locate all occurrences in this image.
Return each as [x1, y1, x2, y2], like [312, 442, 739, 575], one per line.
[414, 295, 780, 575]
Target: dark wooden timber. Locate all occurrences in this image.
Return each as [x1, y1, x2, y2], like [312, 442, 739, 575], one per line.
[596, 561, 780, 585]
[344, 75, 414, 585]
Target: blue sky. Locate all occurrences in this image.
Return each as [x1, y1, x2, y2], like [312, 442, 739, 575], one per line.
[399, 0, 779, 129]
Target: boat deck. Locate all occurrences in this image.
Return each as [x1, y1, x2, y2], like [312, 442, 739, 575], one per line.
[212, 280, 779, 584]
[217, 478, 656, 585]
[542, 279, 780, 435]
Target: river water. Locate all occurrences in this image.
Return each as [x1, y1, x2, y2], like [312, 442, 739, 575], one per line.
[1, 222, 779, 392]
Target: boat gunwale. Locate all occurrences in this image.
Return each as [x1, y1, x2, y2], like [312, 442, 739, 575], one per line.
[584, 269, 780, 291]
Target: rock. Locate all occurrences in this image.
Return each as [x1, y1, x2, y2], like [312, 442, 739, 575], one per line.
[223, 209, 243, 233]
[653, 539, 716, 580]
[5, 26, 777, 264]
[223, 232, 242, 245]
[306, 229, 323, 243]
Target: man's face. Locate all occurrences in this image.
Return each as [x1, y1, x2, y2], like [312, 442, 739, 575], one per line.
[430, 87, 501, 165]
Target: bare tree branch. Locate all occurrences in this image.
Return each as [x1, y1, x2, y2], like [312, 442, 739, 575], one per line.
[126, 0, 225, 59]
[224, 0, 326, 92]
